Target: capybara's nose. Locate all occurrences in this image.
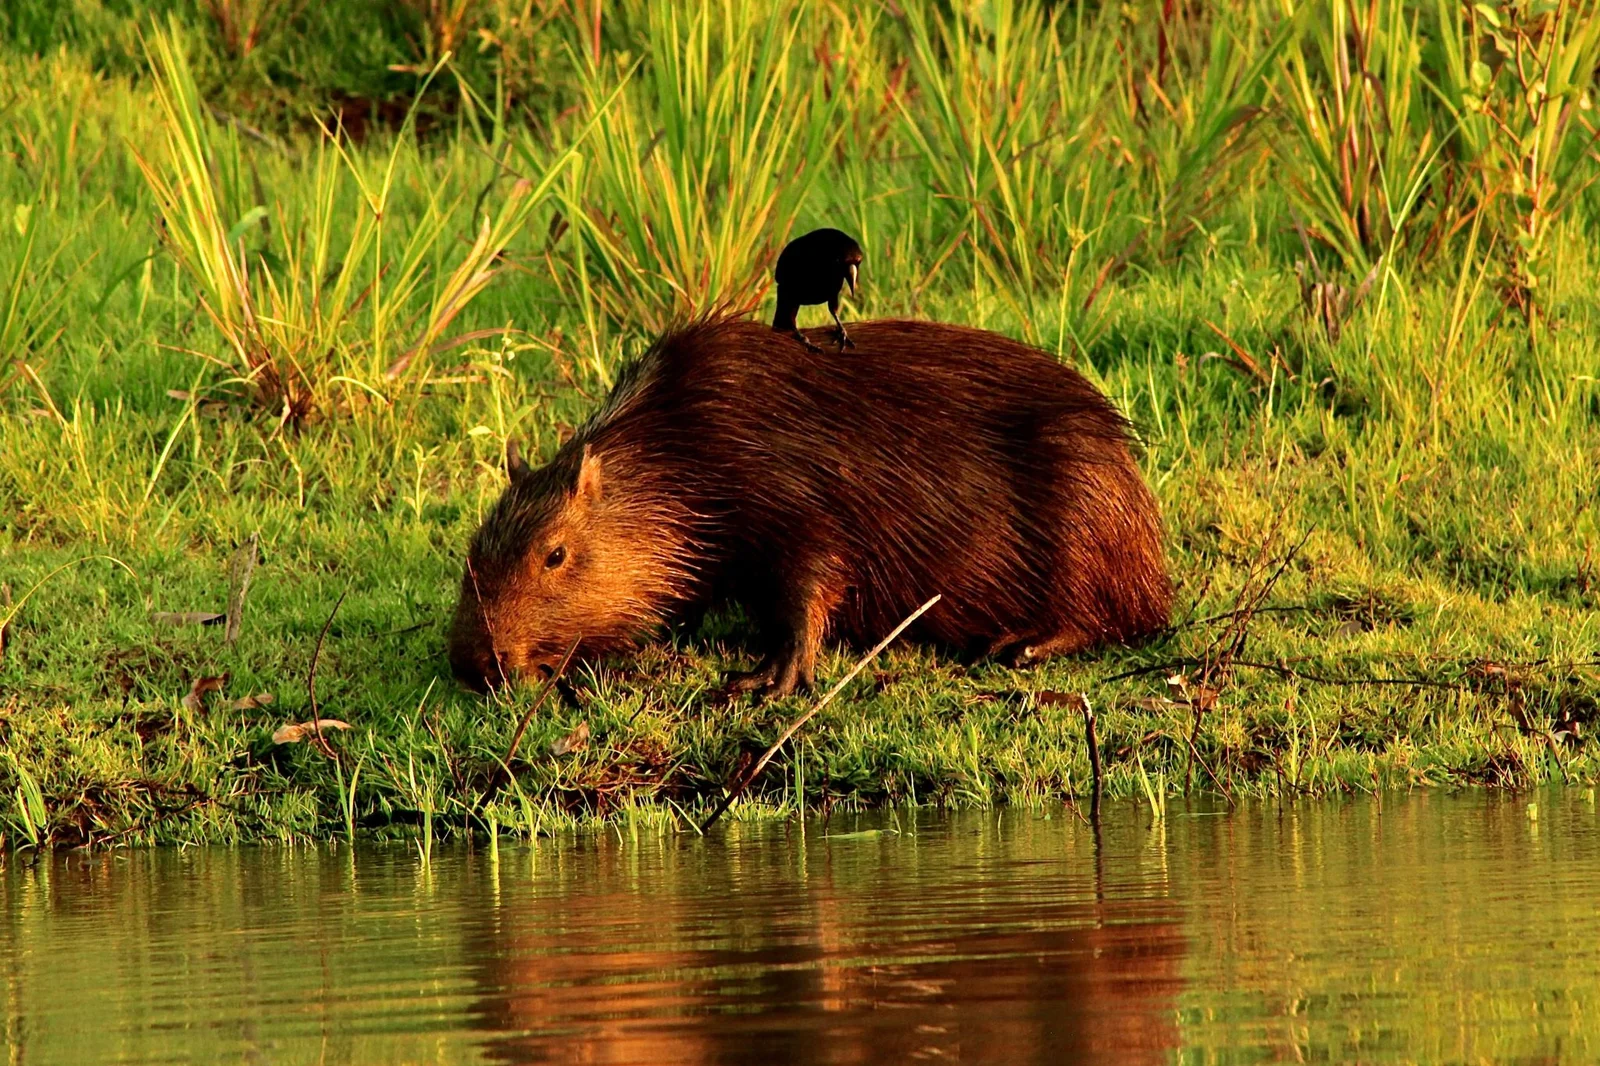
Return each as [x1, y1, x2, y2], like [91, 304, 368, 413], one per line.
[450, 660, 486, 694]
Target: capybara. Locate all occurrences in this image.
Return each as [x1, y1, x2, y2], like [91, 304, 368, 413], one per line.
[448, 317, 1170, 695]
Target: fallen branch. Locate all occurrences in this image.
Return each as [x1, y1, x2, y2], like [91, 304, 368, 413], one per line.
[1173, 603, 1315, 630]
[1200, 528, 1313, 685]
[700, 595, 941, 832]
[1106, 655, 1463, 691]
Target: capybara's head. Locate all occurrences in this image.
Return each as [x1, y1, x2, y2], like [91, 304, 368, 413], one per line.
[448, 440, 667, 692]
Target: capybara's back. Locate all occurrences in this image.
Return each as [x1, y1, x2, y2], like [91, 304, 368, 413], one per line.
[449, 317, 1170, 695]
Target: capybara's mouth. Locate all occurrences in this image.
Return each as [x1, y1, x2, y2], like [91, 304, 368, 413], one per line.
[448, 644, 563, 694]
[448, 643, 517, 694]
[448, 654, 495, 694]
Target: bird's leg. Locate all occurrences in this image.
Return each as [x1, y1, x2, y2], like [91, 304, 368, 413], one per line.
[829, 297, 854, 350]
[774, 295, 823, 353]
[771, 296, 799, 334]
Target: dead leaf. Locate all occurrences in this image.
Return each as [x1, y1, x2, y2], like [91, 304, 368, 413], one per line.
[1201, 319, 1269, 385]
[225, 533, 259, 646]
[551, 720, 590, 757]
[272, 718, 352, 744]
[0, 582, 11, 664]
[167, 389, 192, 401]
[134, 711, 175, 742]
[152, 611, 225, 627]
[230, 692, 275, 711]
[1335, 619, 1364, 637]
[1134, 696, 1176, 712]
[1468, 661, 1510, 681]
[1035, 689, 1089, 711]
[182, 674, 228, 713]
[1161, 673, 1219, 712]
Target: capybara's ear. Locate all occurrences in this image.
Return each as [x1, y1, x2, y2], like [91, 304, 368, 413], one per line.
[506, 438, 529, 482]
[576, 443, 604, 504]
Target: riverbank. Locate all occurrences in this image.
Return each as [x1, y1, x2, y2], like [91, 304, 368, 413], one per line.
[2, 1, 1597, 846]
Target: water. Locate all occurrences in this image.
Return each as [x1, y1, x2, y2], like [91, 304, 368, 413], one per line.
[4, 791, 1598, 1065]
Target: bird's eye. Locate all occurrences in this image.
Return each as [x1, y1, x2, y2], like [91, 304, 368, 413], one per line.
[545, 546, 567, 569]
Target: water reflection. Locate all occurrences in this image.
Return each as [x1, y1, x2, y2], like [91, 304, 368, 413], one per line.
[469, 817, 1184, 1064]
[1, 792, 1597, 1065]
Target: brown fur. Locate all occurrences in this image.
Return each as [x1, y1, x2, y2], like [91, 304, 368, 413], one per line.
[448, 317, 1171, 695]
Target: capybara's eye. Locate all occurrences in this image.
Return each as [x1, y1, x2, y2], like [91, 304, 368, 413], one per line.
[545, 545, 567, 569]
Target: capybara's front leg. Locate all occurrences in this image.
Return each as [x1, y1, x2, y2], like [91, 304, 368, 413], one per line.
[724, 562, 843, 700]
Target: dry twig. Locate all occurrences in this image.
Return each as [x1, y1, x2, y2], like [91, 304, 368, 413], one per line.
[503, 636, 582, 770]
[701, 595, 941, 832]
[307, 588, 348, 759]
[1083, 696, 1102, 824]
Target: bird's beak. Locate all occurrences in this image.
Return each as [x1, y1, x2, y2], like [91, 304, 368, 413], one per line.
[846, 262, 858, 297]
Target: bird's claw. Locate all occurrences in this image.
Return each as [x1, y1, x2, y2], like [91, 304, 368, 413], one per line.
[835, 330, 855, 351]
[791, 330, 824, 354]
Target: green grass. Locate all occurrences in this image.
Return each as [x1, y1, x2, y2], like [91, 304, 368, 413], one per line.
[2, 0, 1598, 848]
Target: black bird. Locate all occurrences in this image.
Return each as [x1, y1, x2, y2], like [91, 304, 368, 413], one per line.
[772, 228, 863, 352]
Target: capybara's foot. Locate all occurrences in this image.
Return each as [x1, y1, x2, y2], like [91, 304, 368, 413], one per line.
[721, 662, 777, 699]
[721, 654, 813, 701]
[998, 630, 1091, 668]
[1001, 644, 1043, 668]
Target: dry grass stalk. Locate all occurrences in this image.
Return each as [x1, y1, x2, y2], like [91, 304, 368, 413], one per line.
[306, 588, 348, 759]
[700, 594, 941, 832]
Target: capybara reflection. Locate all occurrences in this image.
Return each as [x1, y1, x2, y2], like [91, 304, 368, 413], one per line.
[466, 829, 1184, 1065]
